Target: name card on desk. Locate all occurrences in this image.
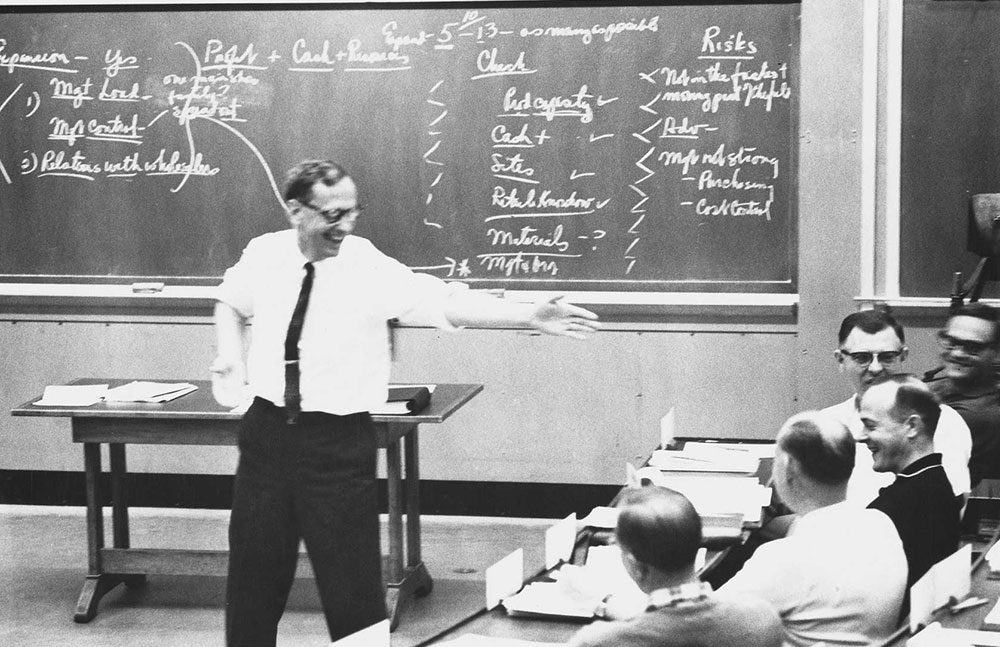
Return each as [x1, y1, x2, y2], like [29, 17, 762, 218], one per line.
[486, 549, 523, 611]
[330, 619, 389, 647]
[545, 514, 577, 570]
[911, 544, 973, 633]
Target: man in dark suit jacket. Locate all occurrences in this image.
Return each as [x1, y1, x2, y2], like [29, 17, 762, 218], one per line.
[860, 374, 962, 590]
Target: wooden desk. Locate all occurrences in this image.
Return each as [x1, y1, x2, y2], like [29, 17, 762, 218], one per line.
[11, 378, 482, 631]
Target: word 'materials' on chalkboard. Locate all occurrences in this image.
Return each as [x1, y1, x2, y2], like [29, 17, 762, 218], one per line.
[0, 5, 798, 292]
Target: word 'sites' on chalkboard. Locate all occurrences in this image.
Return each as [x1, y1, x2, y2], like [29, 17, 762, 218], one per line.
[0, 5, 798, 293]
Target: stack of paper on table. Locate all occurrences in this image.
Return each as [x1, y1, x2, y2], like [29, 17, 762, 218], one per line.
[634, 467, 771, 525]
[103, 381, 198, 403]
[502, 544, 645, 620]
[648, 443, 766, 474]
[32, 384, 109, 406]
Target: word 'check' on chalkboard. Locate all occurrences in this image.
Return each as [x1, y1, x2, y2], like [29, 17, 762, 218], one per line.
[0, 4, 798, 294]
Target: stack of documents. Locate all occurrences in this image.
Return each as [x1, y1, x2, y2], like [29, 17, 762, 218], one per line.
[103, 381, 198, 403]
[502, 545, 645, 620]
[634, 468, 771, 525]
[32, 384, 109, 406]
[648, 442, 771, 474]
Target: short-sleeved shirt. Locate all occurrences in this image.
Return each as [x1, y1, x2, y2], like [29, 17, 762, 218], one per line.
[216, 230, 465, 415]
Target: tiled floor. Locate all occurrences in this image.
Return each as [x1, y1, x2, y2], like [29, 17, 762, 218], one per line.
[0, 505, 554, 647]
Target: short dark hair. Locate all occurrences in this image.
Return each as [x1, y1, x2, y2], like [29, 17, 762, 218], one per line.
[282, 160, 350, 203]
[777, 412, 856, 485]
[838, 307, 905, 345]
[879, 374, 941, 439]
[949, 302, 1000, 346]
[615, 486, 702, 573]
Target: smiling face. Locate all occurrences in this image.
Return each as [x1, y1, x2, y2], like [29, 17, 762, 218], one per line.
[858, 380, 915, 474]
[835, 326, 908, 396]
[939, 315, 998, 386]
[287, 176, 360, 262]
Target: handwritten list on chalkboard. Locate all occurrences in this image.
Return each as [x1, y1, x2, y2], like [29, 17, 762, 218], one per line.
[0, 5, 798, 292]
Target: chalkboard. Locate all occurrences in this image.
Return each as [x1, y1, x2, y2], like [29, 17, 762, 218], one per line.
[901, 0, 1000, 299]
[0, 4, 798, 293]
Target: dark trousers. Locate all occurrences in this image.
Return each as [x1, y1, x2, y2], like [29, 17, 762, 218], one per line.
[225, 398, 387, 646]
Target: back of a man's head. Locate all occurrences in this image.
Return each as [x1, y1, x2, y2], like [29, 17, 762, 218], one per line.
[837, 308, 905, 345]
[777, 411, 856, 486]
[615, 486, 702, 574]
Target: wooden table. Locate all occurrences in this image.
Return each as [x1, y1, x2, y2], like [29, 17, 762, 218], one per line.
[11, 378, 482, 631]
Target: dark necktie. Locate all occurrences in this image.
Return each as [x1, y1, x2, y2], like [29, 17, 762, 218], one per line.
[284, 262, 314, 423]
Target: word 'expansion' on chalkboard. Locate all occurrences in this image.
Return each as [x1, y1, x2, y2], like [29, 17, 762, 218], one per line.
[0, 5, 798, 293]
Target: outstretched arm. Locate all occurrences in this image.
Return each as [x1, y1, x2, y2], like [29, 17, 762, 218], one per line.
[444, 293, 600, 340]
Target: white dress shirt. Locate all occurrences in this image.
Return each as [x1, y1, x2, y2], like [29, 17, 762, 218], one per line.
[720, 502, 907, 647]
[216, 230, 465, 415]
[823, 396, 972, 503]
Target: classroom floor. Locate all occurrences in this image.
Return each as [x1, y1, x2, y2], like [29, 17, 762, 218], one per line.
[0, 505, 553, 647]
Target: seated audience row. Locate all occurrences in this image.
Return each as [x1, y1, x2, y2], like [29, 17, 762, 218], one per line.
[571, 305, 994, 647]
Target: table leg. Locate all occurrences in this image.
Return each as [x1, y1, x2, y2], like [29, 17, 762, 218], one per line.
[404, 429, 432, 597]
[109, 443, 146, 589]
[74, 442, 142, 623]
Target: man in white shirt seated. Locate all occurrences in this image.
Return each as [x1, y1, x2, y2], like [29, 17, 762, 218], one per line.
[720, 411, 908, 647]
[823, 308, 971, 506]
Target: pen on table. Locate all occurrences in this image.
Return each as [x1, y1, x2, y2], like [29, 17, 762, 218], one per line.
[950, 596, 989, 614]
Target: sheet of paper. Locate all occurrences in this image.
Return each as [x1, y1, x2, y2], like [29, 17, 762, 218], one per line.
[32, 384, 108, 406]
[683, 441, 777, 459]
[910, 544, 973, 633]
[660, 407, 675, 449]
[104, 381, 197, 403]
[545, 513, 576, 569]
[485, 549, 523, 611]
[647, 448, 759, 473]
[329, 619, 389, 647]
[579, 506, 619, 529]
[908, 622, 1000, 647]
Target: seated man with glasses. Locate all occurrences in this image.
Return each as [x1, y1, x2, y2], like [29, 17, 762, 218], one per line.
[925, 303, 1000, 488]
[822, 308, 971, 507]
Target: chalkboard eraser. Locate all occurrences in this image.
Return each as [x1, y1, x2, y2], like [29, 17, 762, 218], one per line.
[131, 282, 165, 293]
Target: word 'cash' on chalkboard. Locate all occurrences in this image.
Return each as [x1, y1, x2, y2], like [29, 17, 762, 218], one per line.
[0, 3, 798, 293]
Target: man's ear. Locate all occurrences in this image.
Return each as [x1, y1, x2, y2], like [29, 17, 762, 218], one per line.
[285, 201, 303, 226]
[899, 346, 909, 363]
[903, 414, 921, 440]
[834, 349, 846, 371]
[621, 547, 648, 584]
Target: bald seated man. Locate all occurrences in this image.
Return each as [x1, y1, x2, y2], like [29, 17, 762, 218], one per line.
[861, 375, 961, 592]
[567, 486, 782, 647]
[721, 411, 907, 647]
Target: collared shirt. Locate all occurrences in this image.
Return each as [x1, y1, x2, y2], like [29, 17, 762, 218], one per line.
[927, 375, 1000, 484]
[646, 581, 713, 610]
[216, 230, 466, 415]
[823, 396, 972, 503]
[720, 501, 907, 647]
[569, 581, 782, 647]
[868, 453, 961, 589]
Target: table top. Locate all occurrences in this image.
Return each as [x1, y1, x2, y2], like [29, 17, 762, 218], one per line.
[11, 378, 483, 424]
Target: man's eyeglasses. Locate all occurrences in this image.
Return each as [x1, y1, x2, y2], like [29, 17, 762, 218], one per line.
[300, 201, 363, 225]
[937, 331, 993, 356]
[839, 349, 904, 368]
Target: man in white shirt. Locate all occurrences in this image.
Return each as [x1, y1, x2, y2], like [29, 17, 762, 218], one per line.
[721, 411, 908, 647]
[822, 308, 971, 505]
[211, 159, 601, 646]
